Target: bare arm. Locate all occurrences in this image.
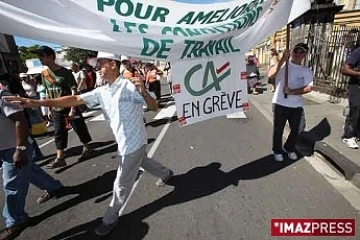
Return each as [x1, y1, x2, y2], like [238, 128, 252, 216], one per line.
[142, 91, 158, 111]
[70, 89, 78, 114]
[8, 111, 29, 147]
[268, 50, 289, 80]
[2, 95, 85, 109]
[285, 85, 312, 95]
[342, 64, 360, 77]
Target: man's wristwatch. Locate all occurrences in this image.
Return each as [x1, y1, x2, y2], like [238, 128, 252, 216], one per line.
[16, 146, 27, 151]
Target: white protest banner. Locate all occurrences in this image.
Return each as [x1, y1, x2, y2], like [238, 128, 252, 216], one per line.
[0, 0, 310, 61]
[172, 54, 249, 126]
[0, 0, 311, 125]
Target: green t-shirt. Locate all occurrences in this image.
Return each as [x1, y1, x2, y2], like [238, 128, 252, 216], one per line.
[42, 67, 77, 112]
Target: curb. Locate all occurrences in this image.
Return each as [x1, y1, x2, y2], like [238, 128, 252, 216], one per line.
[250, 98, 360, 189]
[298, 133, 360, 189]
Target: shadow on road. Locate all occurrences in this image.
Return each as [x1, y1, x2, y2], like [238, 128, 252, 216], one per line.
[298, 118, 331, 156]
[47, 154, 296, 239]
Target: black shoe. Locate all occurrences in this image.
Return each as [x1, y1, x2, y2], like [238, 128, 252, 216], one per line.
[0, 219, 29, 240]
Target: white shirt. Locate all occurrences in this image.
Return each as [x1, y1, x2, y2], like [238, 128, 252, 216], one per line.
[272, 62, 313, 108]
[22, 82, 38, 98]
[73, 70, 87, 91]
[0, 90, 23, 151]
[80, 77, 147, 155]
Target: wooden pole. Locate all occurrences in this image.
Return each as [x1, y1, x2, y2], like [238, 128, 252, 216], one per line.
[284, 24, 290, 98]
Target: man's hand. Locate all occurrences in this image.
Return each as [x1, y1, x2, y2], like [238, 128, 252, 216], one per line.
[2, 96, 37, 108]
[130, 77, 146, 95]
[283, 86, 293, 95]
[282, 49, 291, 61]
[13, 149, 27, 169]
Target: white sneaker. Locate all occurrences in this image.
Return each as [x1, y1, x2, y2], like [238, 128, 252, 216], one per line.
[342, 138, 359, 149]
[273, 153, 284, 162]
[282, 147, 298, 160]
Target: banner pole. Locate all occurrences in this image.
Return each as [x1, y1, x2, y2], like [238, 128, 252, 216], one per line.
[284, 24, 290, 99]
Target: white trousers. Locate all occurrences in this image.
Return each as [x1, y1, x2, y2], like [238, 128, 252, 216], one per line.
[102, 145, 170, 224]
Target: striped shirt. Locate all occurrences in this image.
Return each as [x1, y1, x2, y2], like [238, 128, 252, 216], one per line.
[80, 77, 147, 155]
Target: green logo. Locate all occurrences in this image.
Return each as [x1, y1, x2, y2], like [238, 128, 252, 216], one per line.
[184, 61, 231, 96]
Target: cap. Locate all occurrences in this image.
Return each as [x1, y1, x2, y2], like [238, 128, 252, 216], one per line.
[19, 73, 27, 78]
[120, 55, 129, 62]
[30, 45, 55, 56]
[293, 43, 309, 52]
[87, 52, 121, 67]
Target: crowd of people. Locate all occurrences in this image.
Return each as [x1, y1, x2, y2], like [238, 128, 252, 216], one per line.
[0, 45, 174, 239]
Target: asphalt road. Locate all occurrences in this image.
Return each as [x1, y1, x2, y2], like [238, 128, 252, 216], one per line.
[0, 81, 359, 240]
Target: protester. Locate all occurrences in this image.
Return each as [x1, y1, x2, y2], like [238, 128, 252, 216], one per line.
[341, 46, 360, 149]
[268, 49, 280, 93]
[164, 62, 173, 97]
[3, 51, 174, 237]
[145, 62, 161, 101]
[71, 63, 87, 94]
[0, 88, 63, 240]
[269, 43, 313, 162]
[32, 46, 93, 168]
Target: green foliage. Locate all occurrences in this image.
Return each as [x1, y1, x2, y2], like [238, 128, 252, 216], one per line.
[18, 44, 40, 63]
[64, 47, 97, 65]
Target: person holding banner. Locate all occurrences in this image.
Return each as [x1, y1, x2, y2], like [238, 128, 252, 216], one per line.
[269, 43, 313, 162]
[3, 51, 174, 237]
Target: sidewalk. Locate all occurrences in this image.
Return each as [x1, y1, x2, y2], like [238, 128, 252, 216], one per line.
[249, 85, 360, 188]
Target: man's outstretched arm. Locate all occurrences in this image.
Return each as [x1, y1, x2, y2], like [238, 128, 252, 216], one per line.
[2, 95, 85, 109]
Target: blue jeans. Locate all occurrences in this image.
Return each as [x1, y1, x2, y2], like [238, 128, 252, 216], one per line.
[0, 145, 62, 227]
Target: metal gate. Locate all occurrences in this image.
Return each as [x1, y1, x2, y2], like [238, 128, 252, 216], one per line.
[305, 24, 360, 102]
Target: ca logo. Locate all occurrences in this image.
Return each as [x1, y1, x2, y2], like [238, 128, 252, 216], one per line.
[184, 61, 231, 96]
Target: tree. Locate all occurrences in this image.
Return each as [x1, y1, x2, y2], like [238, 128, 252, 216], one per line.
[18, 44, 40, 63]
[64, 47, 97, 65]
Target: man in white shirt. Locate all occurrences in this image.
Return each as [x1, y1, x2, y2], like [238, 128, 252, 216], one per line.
[71, 63, 87, 94]
[269, 43, 313, 162]
[3, 52, 174, 237]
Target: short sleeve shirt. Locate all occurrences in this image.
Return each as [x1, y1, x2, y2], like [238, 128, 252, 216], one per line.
[345, 47, 360, 104]
[80, 77, 147, 155]
[42, 67, 77, 111]
[272, 62, 313, 108]
[0, 90, 23, 151]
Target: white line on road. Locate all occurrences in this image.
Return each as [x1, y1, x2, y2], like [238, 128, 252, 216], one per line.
[90, 114, 105, 121]
[250, 99, 360, 212]
[153, 103, 176, 120]
[39, 111, 98, 149]
[148, 103, 177, 158]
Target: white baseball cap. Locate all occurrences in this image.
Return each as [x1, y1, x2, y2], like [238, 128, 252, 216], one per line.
[120, 55, 129, 62]
[19, 73, 27, 78]
[87, 52, 121, 67]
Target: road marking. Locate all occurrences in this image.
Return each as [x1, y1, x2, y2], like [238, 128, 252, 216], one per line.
[148, 104, 176, 158]
[251, 98, 360, 212]
[154, 103, 176, 120]
[226, 112, 246, 119]
[82, 110, 96, 118]
[39, 111, 98, 149]
[90, 114, 105, 121]
[305, 155, 360, 211]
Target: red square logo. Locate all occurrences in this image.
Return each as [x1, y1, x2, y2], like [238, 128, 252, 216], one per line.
[173, 84, 181, 94]
[178, 117, 187, 126]
[242, 102, 250, 111]
[240, 72, 247, 80]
